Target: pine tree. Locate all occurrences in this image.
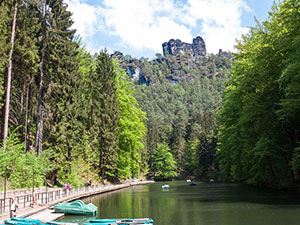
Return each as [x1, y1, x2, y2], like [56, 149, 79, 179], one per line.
[42, 0, 80, 177]
[3, 1, 18, 150]
[0, 1, 10, 137]
[96, 51, 119, 181]
[10, 1, 41, 152]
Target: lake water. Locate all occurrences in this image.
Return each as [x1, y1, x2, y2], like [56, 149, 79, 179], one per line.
[60, 181, 300, 225]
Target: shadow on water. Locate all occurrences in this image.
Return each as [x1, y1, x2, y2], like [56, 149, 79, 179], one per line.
[166, 182, 300, 205]
[59, 215, 96, 224]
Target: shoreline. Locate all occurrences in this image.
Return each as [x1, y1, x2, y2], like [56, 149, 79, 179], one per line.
[0, 181, 154, 223]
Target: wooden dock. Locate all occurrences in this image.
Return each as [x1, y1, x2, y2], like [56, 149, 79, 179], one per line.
[27, 209, 64, 221]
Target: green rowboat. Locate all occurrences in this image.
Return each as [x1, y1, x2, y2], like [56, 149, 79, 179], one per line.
[54, 200, 97, 215]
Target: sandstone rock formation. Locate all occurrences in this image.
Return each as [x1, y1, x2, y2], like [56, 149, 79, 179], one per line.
[162, 36, 206, 57]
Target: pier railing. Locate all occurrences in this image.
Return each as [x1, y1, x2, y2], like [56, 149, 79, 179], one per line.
[0, 181, 152, 216]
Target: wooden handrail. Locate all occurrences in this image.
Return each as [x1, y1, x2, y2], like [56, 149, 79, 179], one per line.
[0, 181, 153, 216]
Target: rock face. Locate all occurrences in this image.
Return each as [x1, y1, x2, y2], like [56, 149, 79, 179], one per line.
[162, 36, 206, 57]
[218, 49, 234, 60]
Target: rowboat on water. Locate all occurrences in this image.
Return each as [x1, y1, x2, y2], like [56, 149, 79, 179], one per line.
[4, 220, 32, 225]
[190, 181, 196, 186]
[4, 217, 76, 225]
[87, 218, 153, 225]
[161, 184, 169, 189]
[54, 200, 97, 215]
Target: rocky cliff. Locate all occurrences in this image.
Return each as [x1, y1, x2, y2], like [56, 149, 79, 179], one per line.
[162, 36, 206, 57]
[112, 36, 233, 85]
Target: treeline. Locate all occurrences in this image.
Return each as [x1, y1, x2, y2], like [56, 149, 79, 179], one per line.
[0, 0, 147, 188]
[135, 76, 228, 180]
[127, 52, 232, 180]
[218, 0, 300, 189]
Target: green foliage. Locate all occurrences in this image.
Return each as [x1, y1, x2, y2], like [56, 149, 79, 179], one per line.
[115, 61, 147, 179]
[135, 74, 227, 179]
[0, 2, 9, 108]
[0, 0, 232, 186]
[152, 143, 178, 181]
[218, 0, 300, 189]
[0, 132, 50, 189]
[96, 51, 119, 181]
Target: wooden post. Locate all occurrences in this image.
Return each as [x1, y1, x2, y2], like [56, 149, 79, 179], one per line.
[45, 166, 48, 203]
[4, 168, 7, 200]
[32, 168, 35, 206]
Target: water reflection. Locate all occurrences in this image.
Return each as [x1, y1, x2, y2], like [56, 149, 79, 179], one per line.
[60, 215, 96, 224]
[61, 181, 300, 225]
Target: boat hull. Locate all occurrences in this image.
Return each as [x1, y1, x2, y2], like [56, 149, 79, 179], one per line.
[54, 200, 97, 215]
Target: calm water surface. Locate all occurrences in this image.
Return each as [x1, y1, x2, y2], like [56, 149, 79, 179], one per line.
[61, 181, 300, 225]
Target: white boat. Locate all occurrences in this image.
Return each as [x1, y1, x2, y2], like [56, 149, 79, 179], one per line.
[186, 179, 191, 182]
[162, 184, 169, 189]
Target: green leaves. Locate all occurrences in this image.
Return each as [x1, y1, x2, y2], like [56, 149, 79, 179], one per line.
[96, 51, 119, 181]
[218, 0, 300, 189]
[152, 143, 178, 181]
[0, 132, 49, 188]
[115, 61, 147, 179]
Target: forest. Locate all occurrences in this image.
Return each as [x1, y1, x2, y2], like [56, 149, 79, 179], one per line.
[0, 0, 300, 190]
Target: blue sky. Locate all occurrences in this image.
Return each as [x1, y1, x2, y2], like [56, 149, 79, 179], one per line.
[64, 0, 278, 59]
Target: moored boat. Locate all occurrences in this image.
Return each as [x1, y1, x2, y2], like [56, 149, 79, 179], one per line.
[161, 184, 169, 189]
[190, 181, 196, 186]
[87, 218, 153, 224]
[54, 200, 97, 215]
[5, 217, 76, 225]
[4, 220, 32, 225]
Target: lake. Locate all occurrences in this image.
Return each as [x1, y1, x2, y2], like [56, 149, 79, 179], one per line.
[60, 181, 300, 225]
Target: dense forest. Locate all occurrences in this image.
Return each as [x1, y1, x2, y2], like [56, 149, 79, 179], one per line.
[0, 0, 147, 188]
[0, 0, 300, 190]
[218, 0, 300, 189]
[114, 51, 232, 180]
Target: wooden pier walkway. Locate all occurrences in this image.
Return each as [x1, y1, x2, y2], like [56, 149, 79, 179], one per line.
[0, 180, 154, 223]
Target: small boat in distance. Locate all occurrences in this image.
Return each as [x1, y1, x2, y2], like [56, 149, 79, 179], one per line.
[210, 179, 215, 183]
[186, 179, 191, 182]
[162, 184, 169, 189]
[190, 181, 196, 186]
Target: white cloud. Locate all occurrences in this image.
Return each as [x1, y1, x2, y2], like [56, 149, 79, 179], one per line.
[182, 0, 250, 53]
[101, 0, 192, 53]
[65, 0, 251, 55]
[64, 0, 98, 40]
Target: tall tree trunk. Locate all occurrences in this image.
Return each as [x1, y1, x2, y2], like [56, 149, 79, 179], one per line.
[35, 0, 47, 155]
[3, 3, 18, 151]
[25, 81, 32, 152]
[99, 152, 105, 182]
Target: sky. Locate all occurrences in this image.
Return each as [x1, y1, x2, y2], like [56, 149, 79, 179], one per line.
[63, 0, 278, 59]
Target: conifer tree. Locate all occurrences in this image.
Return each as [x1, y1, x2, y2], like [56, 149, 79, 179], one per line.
[10, 1, 41, 151]
[42, 0, 79, 176]
[3, 1, 18, 150]
[0, 2, 10, 135]
[96, 51, 119, 181]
